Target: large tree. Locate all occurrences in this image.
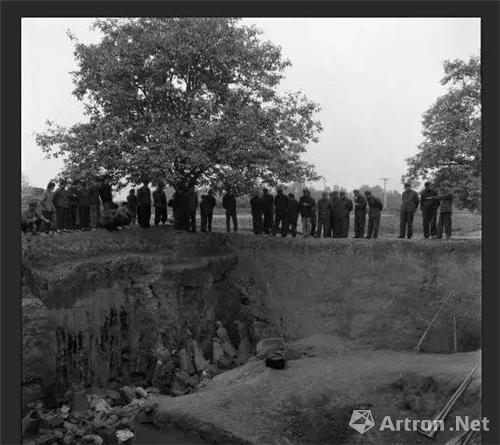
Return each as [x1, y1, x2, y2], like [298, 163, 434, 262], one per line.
[405, 56, 481, 210]
[36, 18, 322, 193]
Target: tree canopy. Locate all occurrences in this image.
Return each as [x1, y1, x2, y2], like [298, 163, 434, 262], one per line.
[36, 18, 322, 193]
[405, 56, 481, 210]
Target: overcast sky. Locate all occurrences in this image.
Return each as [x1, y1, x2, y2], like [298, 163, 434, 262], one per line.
[22, 17, 480, 193]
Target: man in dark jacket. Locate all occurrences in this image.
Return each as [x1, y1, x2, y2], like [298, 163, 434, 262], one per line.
[339, 190, 353, 238]
[200, 189, 217, 233]
[262, 188, 274, 235]
[285, 193, 300, 237]
[273, 187, 288, 237]
[330, 191, 344, 238]
[99, 176, 113, 211]
[126, 189, 137, 225]
[186, 187, 198, 232]
[170, 188, 185, 231]
[429, 189, 453, 239]
[250, 190, 264, 235]
[399, 183, 420, 239]
[316, 191, 331, 238]
[365, 191, 383, 239]
[153, 183, 168, 226]
[78, 180, 91, 230]
[68, 179, 80, 229]
[137, 180, 152, 228]
[353, 189, 367, 238]
[420, 181, 438, 238]
[54, 180, 71, 231]
[222, 189, 238, 233]
[299, 188, 315, 238]
[88, 180, 101, 230]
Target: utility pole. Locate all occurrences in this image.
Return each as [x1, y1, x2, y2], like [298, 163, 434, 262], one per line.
[380, 177, 389, 209]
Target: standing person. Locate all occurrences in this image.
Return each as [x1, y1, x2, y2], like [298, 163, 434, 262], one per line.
[285, 193, 300, 237]
[339, 191, 353, 238]
[170, 188, 185, 231]
[299, 188, 315, 238]
[39, 182, 56, 234]
[88, 180, 101, 230]
[78, 180, 91, 230]
[262, 188, 274, 235]
[316, 191, 331, 238]
[431, 189, 453, 239]
[353, 189, 367, 238]
[330, 191, 343, 238]
[273, 187, 288, 237]
[399, 183, 420, 239]
[365, 191, 383, 239]
[54, 180, 71, 232]
[136, 180, 152, 228]
[153, 183, 168, 226]
[126, 189, 137, 225]
[186, 187, 198, 233]
[99, 175, 113, 211]
[250, 190, 264, 235]
[420, 181, 438, 239]
[68, 179, 80, 229]
[200, 190, 217, 233]
[222, 189, 238, 233]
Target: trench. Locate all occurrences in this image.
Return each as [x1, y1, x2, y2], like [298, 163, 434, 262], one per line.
[22, 230, 481, 444]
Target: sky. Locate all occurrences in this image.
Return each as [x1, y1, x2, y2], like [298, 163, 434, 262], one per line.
[22, 17, 480, 194]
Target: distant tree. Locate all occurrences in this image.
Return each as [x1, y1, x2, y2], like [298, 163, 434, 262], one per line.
[406, 56, 481, 211]
[36, 18, 322, 194]
[22, 172, 30, 192]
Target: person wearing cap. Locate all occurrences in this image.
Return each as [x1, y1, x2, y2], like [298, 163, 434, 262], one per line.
[353, 189, 367, 238]
[285, 193, 300, 237]
[262, 188, 274, 235]
[88, 179, 102, 230]
[222, 188, 238, 233]
[364, 191, 383, 239]
[273, 187, 288, 236]
[22, 202, 49, 234]
[153, 183, 168, 226]
[420, 181, 438, 238]
[126, 188, 137, 225]
[428, 188, 453, 239]
[330, 190, 344, 238]
[54, 180, 72, 231]
[137, 180, 152, 228]
[398, 183, 420, 239]
[316, 191, 331, 238]
[339, 190, 353, 238]
[39, 181, 56, 233]
[299, 188, 315, 238]
[200, 189, 217, 232]
[250, 189, 264, 235]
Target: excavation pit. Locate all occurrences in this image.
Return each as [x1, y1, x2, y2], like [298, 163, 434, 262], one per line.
[21, 228, 481, 444]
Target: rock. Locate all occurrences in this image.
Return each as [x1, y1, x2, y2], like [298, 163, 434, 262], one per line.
[265, 352, 287, 370]
[119, 386, 137, 404]
[192, 340, 209, 372]
[186, 375, 200, 387]
[105, 389, 121, 404]
[59, 404, 71, 418]
[179, 348, 195, 375]
[22, 410, 40, 437]
[116, 428, 134, 444]
[82, 434, 104, 445]
[256, 337, 286, 359]
[71, 389, 90, 413]
[134, 386, 148, 399]
[34, 433, 56, 445]
[216, 321, 237, 357]
[146, 387, 160, 395]
[236, 320, 252, 364]
[92, 398, 111, 414]
[212, 337, 224, 365]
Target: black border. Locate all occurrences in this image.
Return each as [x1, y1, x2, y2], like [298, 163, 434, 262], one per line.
[2, 2, 498, 445]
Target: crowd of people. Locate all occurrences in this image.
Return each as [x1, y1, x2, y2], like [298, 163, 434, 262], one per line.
[21, 176, 454, 240]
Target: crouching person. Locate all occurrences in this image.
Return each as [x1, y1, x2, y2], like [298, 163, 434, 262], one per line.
[21, 202, 49, 235]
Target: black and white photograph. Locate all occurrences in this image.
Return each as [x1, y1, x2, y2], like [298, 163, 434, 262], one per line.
[20, 15, 483, 445]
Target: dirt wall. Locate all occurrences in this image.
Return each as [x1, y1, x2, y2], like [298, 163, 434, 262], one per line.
[225, 236, 481, 352]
